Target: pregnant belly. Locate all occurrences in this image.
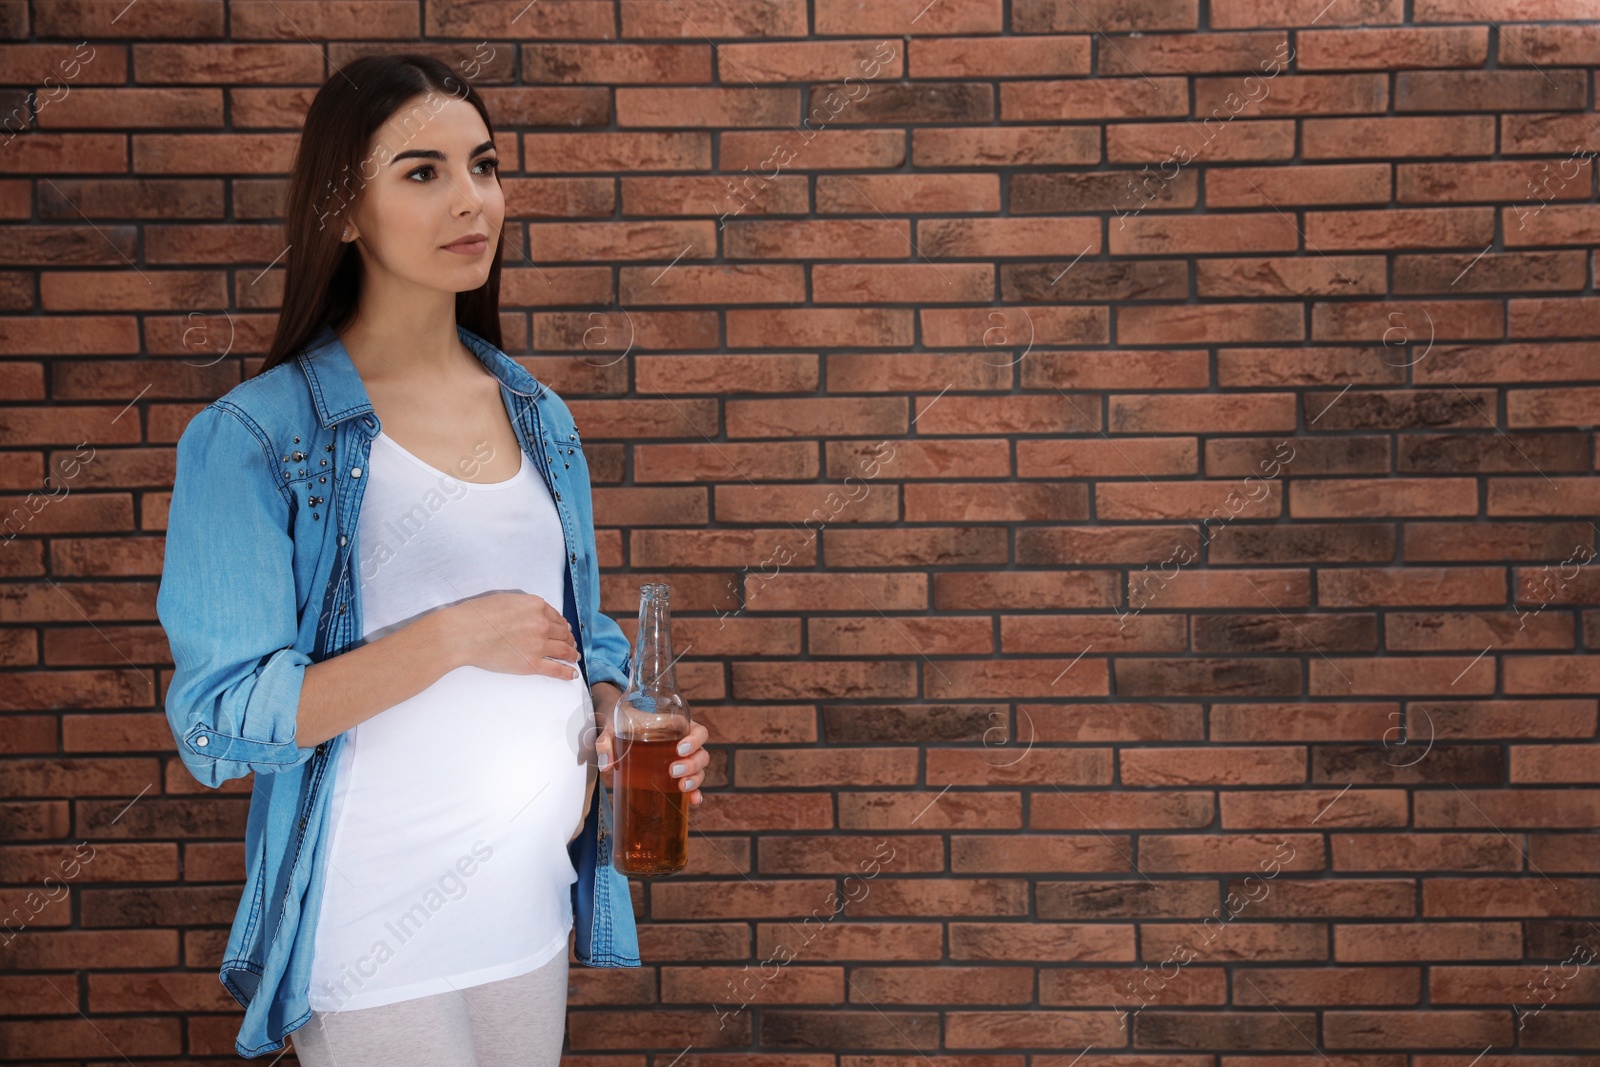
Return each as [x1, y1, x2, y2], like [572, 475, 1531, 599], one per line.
[334, 666, 594, 850]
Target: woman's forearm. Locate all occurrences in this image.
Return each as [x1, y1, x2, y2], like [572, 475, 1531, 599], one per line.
[293, 608, 465, 749]
[590, 679, 622, 726]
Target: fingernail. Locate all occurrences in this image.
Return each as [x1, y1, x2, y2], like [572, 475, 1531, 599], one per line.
[670, 762, 685, 776]
[597, 752, 609, 770]
[677, 740, 691, 756]
[682, 778, 695, 790]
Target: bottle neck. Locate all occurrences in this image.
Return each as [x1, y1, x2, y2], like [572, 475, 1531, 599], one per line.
[633, 597, 678, 691]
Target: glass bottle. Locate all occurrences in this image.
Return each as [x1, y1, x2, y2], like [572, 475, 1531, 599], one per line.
[610, 582, 691, 876]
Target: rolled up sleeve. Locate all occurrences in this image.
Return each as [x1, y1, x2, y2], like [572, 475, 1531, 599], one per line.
[156, 403, 317, 789]
[585, 599, 633, 693]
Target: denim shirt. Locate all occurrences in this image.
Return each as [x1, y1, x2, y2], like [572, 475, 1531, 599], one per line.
[155, 323, 642, 1059]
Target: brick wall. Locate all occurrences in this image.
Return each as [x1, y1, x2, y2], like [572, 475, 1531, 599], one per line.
[3, 0, 1600, 1064]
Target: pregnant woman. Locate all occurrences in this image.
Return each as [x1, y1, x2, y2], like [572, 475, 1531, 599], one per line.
[156, 54, 709, 1065]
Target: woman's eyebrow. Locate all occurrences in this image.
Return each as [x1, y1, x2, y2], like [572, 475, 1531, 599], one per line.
[389, 139, 497, 165]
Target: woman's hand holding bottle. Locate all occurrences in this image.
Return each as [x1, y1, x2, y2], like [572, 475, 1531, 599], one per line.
[592, 702, 709, 806]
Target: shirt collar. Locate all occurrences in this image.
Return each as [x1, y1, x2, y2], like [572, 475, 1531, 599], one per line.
[297, 322, 546, 431]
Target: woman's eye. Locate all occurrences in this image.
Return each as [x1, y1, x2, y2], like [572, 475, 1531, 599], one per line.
[405, 159, 498, 183]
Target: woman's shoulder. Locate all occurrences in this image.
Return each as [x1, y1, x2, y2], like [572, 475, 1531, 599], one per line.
[215, 358, 307, 417]
[181, 355, 322, 472]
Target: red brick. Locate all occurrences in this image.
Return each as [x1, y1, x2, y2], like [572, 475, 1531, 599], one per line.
[921, 215, 1094, 259]
[813, 263, 992, 304]
[723, 218, 908, 259]
[816, 173, 1000, 213]
[1099, 30, 1285, 75]
[1015, 0, 1199, 32]
[619, 0, 808, 39]
[1004, 77, 1187, 121]
[1510, 744, 1600, 783]
[936, 570, 1110, 611]
[1096, 478, 1284, 521]
[1002, 613, 1187, 654]
[1203, 73, 1389, 116]
[1222, 790, 1409, 828]
[1506, 205, 1600, 248]
[1114, 213, 1301, 256]
[523, 42, 711, 85]
[1139, 831, 1324, 876]
[1123, 748, 1308, 788]
[1498, 22, 1600, 64]
[1338, 923, 1522, 961]
[1395, 69, 1586, 111]
[1031, 791, 1214, 831]
[921, 125, 1094, 167]
[1502, 111, 1600, 153]
[1228, 966, 1420, 1011]
[815, 0, 1002, 34]
[1307, 207, 1496, 250]
[1416, 336, 1597, 378]
[1211, 0, 1401, 27]
[1216, 699, 1400, 742]
[1291, 478, 1479, 518]
[1202, 255, 1389, 298]
[1109, 119, 1297, 164]
[1409, 250, 1590, 295]
[1298, 26, 1487, 69]
[1023, 349, 1209, 389]
[756, 921, 943, 960]
[953, 921, 1132, 959]
[1303, 116, 1495, 158]
[1019, 436, 1198, 477]
[1417, 787, 1600, 829]
[617, 87, 800, 128]
[1318, 567, 1506, 607]
[1118, 301, 1302, 343]
[1312, 656, 1497, 697]
[1207, 165, 1391, 208]
[1521, 300, 1600, 350]
[915, 38, 1088, 82]
[949, 834, 1133, 874]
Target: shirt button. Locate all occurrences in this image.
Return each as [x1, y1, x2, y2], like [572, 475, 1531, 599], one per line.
[351, 467, 362, 478]
[338, 535, 347, 546]
[195, 735, 208, 747]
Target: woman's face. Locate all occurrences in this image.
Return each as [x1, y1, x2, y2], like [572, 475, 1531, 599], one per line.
[342, 93, 505, 294]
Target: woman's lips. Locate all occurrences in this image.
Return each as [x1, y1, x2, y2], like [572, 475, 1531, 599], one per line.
[442, 237, 488, 255]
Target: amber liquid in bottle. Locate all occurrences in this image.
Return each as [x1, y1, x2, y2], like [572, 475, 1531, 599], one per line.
[613, 730, 689, 875]
[611, 583, 692, 877]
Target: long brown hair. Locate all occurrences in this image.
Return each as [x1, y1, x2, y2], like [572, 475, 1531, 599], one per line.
[253, 53, 504, 377]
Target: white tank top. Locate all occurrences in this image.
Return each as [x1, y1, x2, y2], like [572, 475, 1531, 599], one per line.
[307, 430, 596, 1013]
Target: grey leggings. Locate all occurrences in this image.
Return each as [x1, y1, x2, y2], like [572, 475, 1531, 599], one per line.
[289, 950, 568, 1066]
